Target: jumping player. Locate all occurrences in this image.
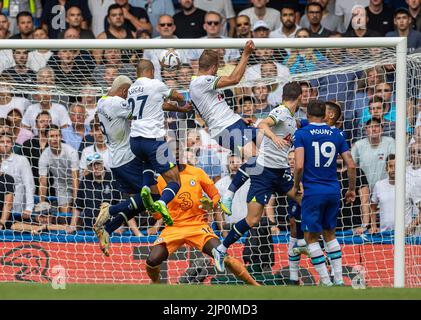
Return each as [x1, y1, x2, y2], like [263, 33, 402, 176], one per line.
[212, 82, 304, 272]
[292, 100, 356, 286]
[189, 40, 259, 215]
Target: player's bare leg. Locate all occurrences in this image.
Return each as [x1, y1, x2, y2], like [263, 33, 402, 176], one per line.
[322, 228, 343, 286]
[203, 238, 260, 286]
[145, 244, 169, 284]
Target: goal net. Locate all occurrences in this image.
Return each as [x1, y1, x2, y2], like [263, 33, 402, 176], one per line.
[0, 38, 418, 287]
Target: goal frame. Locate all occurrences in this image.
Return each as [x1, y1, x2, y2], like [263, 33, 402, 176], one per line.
[0, 37, 408, 287]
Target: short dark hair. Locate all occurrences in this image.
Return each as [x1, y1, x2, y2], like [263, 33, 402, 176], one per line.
[6, 108, 22, 119]
[107, 4, 123, 17]
[0, 118, 11, 127]
[299, 81, 311, 88]
[16, 11, 33, 23]
[36, 110, 51, 122]
[306, 2, 323, 12]
[281, 4, 297, 13]
[90, 118, 100, 131]
[282, 82, 302, 102]
[0, 132, 13, 142]
[386, 153, 395, 166]
[394, 7, 410, 18]
[239, 95, 256, 106]
[369, 96, 385, 107]
[46, 124, 61, 136]
[365, 117, 382, 126]
[307, 100, 326, 118]
[325, 101, 342, 123]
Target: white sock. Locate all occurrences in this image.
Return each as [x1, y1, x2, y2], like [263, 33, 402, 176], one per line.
[288, 237, 300, 281]
[224, 190, 234, 199]
[217, 244, 227, 253]
[297, 238, 306, 247]
[326, 239, 342, 283]
[308, 242, 331, 285]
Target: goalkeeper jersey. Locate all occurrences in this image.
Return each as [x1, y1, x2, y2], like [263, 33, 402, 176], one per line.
[189, 75, 241, 138]
[96, 95, 135, 168]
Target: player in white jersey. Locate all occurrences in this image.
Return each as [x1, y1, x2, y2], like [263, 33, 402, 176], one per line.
[93, 76, 163, 256]
[128, 59, 192, 227]
[212, 82, 304, 272]
[189, 40, 258, 215]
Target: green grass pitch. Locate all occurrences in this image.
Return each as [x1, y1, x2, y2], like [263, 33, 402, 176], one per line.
[1, 283, 421, 300]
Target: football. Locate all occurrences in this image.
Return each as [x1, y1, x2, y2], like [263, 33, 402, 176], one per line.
[159, 49, 182, 70]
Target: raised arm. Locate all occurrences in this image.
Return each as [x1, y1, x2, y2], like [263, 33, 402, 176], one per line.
[214, 40, 255, 89]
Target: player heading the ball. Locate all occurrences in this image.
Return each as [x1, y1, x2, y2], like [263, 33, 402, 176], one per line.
[189, 40, 259, 215]
[292, 100, 356, 287]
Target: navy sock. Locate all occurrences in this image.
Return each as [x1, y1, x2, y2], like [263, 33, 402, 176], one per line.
[108, 193, 145, 216]
[105, 211, 134, 234]
[222, 218, 251, 249]
[228, 156, 256, 193]
[152, 193, 160, 202]
[160, 181, 180, 205]
[296, 220, 304, 240]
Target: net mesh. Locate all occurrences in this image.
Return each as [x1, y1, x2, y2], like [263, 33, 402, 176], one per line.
[0, 44, 420, 287]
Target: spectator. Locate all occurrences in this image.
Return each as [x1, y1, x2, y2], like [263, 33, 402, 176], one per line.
[407, 0, 421, 30]
[70, 153, 123, 233]
[252, 20, 270, 38]
[9, 11, 34, 39]
[0, 133, 35, 217]
[335, 0, 370, 32]
[79, 120, 110, 175]
[406, 143, 421, 234]
[336, 156, 371, 234]
[359, 96, 396, 139]
[0, 171, 14, 231]
[22, 85, 71, 132]
[0, 74, 31, 118]
[215, 154, 249, 235]
[3, 49, 36, 85]
[36, 66, 56, 85]
[62, 103, 90, 151]
[102, 65, 119, 88]
[57, 6, 95, 39]
[299, 0, 343, 33]
[0, 27, 13, 74]
[27, 28, 53, 72]
[237, 95, 257, 123]
[239, 0, 281, 32]
[283, 28, 328, 74]
[2, 0, 42, 36]
[252, 83, 274, 119]
[88, 0, 114, 37]
[0, 12, 11, 38]
[39, 125, 79, 213]
[235, 15, 252, 38]
[295, 81, 315, 120]
[342, 4, 382, 37]
[7, 108, 33, 150]
[173, 0, 207, 39]
[41, 0, 92, 39]
[194, 0, 235, 37]
[104, 0, 152, 36]
[96, 4, 135, 64]
[93, 49, 136, 85]
[270, 4, 300, 38]
[351, 117, 395, 190]
[371, 154, 420, 233]
[305, 2, 333, 37]
[79, 85, 99, 126]
[386, 7, 421, 53]
[176, 64, 193, 89]
[20, 110, 51, 194]
[366, 0, 395, 36]
[361, 81, 396, 124]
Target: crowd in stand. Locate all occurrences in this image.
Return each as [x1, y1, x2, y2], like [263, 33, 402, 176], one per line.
[0, 0, 420, 240]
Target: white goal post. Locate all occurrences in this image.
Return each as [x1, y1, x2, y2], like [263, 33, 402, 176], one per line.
[0, 37, 409, 287]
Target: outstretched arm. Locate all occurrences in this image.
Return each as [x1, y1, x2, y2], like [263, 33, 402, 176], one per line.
[214, 40, 255, 89]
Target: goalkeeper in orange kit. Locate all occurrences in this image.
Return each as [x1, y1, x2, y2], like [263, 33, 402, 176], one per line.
[143, 149, 260, 286]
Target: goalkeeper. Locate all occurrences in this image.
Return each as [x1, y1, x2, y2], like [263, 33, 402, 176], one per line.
[145, 146, 259, 286]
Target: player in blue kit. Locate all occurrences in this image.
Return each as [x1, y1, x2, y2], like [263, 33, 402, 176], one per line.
[292, 100, 356, 286]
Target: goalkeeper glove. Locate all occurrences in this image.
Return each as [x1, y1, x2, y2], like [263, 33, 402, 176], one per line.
[199, 197, 214, 212]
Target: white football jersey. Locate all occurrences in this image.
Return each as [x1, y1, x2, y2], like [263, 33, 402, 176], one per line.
[189, 75, 241, 138]
[96, 95, 135, 168]
[256, 105, 297, 169]
[128, 77, 172, 139]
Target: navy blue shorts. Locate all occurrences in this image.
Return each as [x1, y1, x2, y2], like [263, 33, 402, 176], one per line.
[287, 199, 301, 221]
[111, 158, 157, 194]
[130, 136, 176, 175]
[301, 193, 340, 233]
[214, 119, 257, 156]
[246, 165, 293, 205]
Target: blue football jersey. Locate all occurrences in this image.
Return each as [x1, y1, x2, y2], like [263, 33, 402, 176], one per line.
[293, 123, 349, 196]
